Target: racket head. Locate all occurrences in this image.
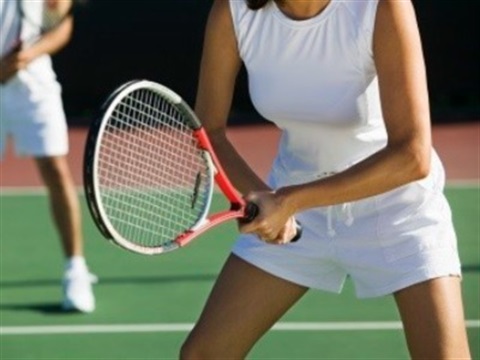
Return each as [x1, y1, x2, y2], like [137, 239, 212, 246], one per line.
[84, 80, 215, 255]
[18, 0, 74, 32]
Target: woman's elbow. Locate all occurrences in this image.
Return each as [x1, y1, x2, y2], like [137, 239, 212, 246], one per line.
[409, 143, 431, 181]
[389, 138, 431, 183]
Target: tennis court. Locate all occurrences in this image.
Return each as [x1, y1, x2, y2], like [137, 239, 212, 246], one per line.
[0, 124, 479, 359]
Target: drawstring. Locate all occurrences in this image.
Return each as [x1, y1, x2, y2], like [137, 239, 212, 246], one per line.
[326, 203, 354, 237]
[314, 170, 356, 237]
[327, 207, 336, 237]
[343, 202, 354, 226]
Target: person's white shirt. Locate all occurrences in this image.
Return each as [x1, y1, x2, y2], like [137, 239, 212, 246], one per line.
[230, 0, 389, 186]
[0, 0, 60, 96]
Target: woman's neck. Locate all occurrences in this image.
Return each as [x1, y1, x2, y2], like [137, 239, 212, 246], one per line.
[275, 0, 331, 21]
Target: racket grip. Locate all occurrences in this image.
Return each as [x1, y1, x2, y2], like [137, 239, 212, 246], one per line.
[244, 202, 260, 222]
[291, 221, 303, 243]
[243, 202, 302, 243]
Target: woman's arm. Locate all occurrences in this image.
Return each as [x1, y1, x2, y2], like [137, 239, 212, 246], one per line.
[0, 16, 73, 83]
[241, 0, 432, 240]
[196, 0, 269, 195]
[24, 15, 74, 59]
[283, 0, 431, 208]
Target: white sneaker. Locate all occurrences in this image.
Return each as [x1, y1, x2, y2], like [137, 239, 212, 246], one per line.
[62, 268, 98, 313]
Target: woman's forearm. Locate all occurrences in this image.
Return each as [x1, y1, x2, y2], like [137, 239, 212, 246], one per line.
[23, 17, 73, 60]
[279, 139, 431, 213]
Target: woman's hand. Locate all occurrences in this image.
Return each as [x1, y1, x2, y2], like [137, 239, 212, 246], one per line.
[239, 190, 298, 244]
[0, 47, 35, 84]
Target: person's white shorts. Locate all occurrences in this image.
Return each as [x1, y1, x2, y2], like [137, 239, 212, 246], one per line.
[0, 75, 68, 158]
[232, 154, 462, 298]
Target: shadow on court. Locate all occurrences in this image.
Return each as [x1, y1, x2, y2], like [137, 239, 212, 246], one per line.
[1, 265, 479, 290]
[0, 273, 218, 289]
[462, 264, 480, 273]
[0, 302, 80, 315]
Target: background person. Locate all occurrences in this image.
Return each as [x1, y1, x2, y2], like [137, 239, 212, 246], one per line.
[0, 0, 96, 313]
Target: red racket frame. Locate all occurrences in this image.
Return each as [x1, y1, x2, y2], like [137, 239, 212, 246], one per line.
[175, 128, 249, 247]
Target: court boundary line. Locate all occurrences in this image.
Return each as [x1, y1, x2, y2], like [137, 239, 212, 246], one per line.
[1, 320, 479, 335]
[1, 181, 479, 196]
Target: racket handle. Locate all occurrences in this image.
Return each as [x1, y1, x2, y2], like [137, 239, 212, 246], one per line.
[291, 220, 302, 243]
[244, 202, 302, 243]
[244, 202, 260, 222]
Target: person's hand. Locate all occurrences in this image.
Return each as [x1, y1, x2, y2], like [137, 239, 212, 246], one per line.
[239, 190, 298, 244]
[0, 46, 34, 84]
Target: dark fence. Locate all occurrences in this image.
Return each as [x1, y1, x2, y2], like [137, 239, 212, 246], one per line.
[53, 0, 479, 126]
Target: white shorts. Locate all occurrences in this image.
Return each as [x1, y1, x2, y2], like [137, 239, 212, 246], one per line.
[0, 74, 68, 158]
[233, 154, 462, 298]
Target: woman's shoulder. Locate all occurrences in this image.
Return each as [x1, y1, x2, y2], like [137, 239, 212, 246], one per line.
[209, 0, 256, 26]
[206, 0, 238, 35]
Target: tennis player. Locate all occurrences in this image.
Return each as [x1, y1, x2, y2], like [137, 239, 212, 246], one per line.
[180, 0, 471, 358]
[0, 0, 96, 313]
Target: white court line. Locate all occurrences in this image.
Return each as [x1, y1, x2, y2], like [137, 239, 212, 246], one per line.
[1, 320, 479, 336]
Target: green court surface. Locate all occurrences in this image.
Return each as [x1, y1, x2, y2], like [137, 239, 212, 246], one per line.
[0, 186, 479, 359]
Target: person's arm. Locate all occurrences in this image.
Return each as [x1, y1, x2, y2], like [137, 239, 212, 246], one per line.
[195, 0, 269, 195]
[23, 15, 74, 59]
[241, 0, 432, 241]
[0, 16, 73, 83]
[197, 0, 299, 243]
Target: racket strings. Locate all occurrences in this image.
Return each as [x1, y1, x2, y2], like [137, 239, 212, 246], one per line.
[97, 89, 211, 248]
[100, 125, 206, 244]
[103, 108, 202, 240]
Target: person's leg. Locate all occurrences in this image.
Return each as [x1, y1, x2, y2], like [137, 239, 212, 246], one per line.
[35, 155, 96, 313]
[35, 155, 82, 257]
[180, 254, 309, 359]
[394, 276, 471, 359]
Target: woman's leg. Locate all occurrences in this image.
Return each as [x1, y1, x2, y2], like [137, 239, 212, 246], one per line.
[35, 155, 96, 313]
[394, 276, 471, 359]
[35, 155, 83, 257]
[180, 254, 309, 359]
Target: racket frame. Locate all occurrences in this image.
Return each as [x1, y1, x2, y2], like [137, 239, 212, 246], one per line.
[84, 80, 248, 255]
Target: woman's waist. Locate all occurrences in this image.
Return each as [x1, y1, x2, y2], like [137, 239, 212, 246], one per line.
[270, 146, 382, 186]
[269, 146, 445, 191]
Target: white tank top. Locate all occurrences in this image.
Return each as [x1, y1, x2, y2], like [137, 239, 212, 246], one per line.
[229, 0, 388, 186]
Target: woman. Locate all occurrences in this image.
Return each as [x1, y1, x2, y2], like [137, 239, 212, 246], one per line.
[0, 0, 96, 312]
[180, 0, 471, 358]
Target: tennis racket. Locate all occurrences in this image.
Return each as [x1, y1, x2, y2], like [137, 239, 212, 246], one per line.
[83, 80, 302, 255]
[17, 0, 83, 48]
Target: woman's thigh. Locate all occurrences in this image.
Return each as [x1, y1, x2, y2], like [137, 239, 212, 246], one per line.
[394, 276, 471, 359]
[181, 253, 309, 359]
